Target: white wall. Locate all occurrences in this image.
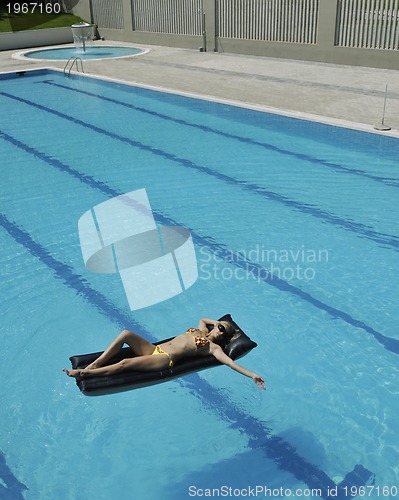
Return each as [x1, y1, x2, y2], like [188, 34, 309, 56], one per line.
[0, 27, 73, 51]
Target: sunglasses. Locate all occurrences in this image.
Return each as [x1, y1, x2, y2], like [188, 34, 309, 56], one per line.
[218, 324, 226, 334]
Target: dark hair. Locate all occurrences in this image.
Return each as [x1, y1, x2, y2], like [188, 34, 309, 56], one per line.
[222, 321, 235, 341]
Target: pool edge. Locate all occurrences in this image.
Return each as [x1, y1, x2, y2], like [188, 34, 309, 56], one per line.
[12, 43, 150, 62]
[1, 64, 398, 139]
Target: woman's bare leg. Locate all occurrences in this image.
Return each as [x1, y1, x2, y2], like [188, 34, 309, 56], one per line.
[85, 330, 155, 369]
[64, 353, 169, 379]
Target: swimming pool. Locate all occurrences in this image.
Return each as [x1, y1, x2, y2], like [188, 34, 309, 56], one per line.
[0, 68, 398, 499]
[15, 45, 146, 61]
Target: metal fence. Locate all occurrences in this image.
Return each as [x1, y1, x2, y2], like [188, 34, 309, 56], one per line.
[217, 0, 319, 43]
[90, 0, 124, 30]
[336, 0, 399, 49]
[131, 0, 203, 35]
[87, 0, 399, 56]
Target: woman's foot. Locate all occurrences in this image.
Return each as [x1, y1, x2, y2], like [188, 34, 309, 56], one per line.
[63, 368, 84, 380]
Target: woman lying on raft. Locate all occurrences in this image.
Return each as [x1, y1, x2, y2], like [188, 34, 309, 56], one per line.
[63, 317, 266, 389]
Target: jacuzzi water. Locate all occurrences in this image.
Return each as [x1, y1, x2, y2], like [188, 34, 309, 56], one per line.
[20, 45, 144, 60]
[0, 68, 398, 499]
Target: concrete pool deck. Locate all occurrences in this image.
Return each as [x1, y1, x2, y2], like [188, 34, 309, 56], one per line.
[1, 40, 399, 136]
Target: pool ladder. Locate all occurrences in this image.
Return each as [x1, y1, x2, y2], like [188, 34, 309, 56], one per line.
[63, 57, 84, 77]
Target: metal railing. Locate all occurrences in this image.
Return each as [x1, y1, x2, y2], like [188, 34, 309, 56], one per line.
[91, 0, 124, 29]
[63, 57, 84, 76]
[336, 0, 399, 49]
[217, 0, 320, 43]
[131, 0, 203, 34]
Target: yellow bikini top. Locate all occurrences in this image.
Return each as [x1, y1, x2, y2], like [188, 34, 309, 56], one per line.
[186, 328, 210, 349]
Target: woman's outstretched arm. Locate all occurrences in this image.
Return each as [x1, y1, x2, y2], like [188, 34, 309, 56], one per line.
[210, 344, 266, 390]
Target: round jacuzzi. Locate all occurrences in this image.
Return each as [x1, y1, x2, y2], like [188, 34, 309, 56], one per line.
[14, 45, 148, 61]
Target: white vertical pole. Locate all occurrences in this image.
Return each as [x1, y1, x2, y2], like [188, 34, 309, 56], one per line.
[374, 83, 391, 131]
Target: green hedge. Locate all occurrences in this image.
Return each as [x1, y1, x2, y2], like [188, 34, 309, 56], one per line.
[0, 10, 86, 33]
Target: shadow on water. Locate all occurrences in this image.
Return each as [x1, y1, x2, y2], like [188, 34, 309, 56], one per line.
[0, 451, 28, 499]
[178, 374, 375, 500]
[164, 447, 302, 499]
[277, 426, 327, 470]
[164, 422, 374, 500]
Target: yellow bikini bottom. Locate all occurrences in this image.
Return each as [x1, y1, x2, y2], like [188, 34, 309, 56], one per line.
[151, 345, 174, 368]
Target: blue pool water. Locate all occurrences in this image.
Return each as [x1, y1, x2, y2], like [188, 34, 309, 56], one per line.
[0, 69, 398, 499]
[21, 45, 144, 60]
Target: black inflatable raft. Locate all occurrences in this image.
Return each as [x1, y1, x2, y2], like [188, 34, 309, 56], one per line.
[69, 314, 257, 396]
